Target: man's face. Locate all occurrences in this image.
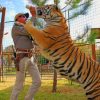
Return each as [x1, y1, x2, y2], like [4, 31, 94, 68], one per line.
[17, 15, 27, 24]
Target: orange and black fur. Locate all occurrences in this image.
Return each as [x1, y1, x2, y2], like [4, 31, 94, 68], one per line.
[23, 5, 100, 100]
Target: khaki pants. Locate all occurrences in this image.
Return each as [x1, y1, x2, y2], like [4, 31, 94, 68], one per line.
[10, 57, 41, 100]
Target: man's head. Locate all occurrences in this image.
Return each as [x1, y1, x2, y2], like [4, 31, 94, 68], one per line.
[14, 13, 29, 23]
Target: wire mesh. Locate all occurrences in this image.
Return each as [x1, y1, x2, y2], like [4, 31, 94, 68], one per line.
[66, 0, 100, 39]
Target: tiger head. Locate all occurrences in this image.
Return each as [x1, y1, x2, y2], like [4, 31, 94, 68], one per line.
[25, 4, 68, 43]
[27, 4, 63, 21]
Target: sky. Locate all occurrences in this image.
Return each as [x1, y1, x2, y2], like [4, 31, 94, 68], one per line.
[0, 0, 100, 49]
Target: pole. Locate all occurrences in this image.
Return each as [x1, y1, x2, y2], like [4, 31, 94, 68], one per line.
[92, 44, 96, 61]
[0, 7, 6, 82]
[52, 69, 57, 92]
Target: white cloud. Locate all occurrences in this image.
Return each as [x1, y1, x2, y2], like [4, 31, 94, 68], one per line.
[6, 10, 16, 21]
[3, 0, 16, 21]
[3, 24, 13, 48]
[23, 0, 30, 6]
[3, 24, 12, 42]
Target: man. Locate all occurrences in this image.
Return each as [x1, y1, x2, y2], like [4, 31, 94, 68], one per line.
[10, 12, 41, 100]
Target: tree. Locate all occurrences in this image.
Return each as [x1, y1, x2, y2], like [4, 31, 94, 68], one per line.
[28, 0, 49, 6]
[54, 0, 60, 5]
[65, 0, 93, 19]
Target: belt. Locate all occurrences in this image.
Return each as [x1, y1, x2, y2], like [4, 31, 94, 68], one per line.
[16, 48, 33, 58]
[16, 48, 33, 52]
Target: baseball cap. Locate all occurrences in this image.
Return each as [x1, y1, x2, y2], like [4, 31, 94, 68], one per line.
[14, 13, 29, 21]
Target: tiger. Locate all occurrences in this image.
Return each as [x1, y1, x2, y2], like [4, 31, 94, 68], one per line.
[20, 4, 100, 100]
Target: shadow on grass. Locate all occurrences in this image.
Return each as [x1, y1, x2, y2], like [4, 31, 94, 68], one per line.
[0, 84, 87, 100]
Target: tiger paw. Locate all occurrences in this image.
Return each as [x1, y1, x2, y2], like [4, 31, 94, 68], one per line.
[26, 5, 36, 17]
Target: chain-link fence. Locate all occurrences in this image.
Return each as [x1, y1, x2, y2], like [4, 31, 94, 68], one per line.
[62, 1, 100, 39]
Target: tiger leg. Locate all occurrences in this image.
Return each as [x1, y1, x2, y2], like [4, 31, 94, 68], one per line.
[23, 21, 51, 49]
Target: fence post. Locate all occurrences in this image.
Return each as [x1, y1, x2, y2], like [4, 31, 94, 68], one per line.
[0, 7, 6, 82]
[91, 44, 96, 60]
[52, 69, 57, 92]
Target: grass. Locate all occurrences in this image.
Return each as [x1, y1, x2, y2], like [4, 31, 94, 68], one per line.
[0, 76, 87, 100]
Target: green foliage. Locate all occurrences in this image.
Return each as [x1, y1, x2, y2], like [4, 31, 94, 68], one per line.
[31, 0, 49, 6]
[38, 55, 49, 65]
[87, 29, 99, 44]
[66, 0, 92, 8]
[66, 0, 93, 20]
[54, 0, 60, 5]
[71, 0, 81, 8]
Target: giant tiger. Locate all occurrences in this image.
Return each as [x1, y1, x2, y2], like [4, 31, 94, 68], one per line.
[20, 4, 100, 100]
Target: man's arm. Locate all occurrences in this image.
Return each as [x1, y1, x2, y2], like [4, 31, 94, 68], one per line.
[12, 24, 30, 36]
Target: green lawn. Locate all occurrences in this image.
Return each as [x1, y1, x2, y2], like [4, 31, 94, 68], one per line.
[0, 76, 87, 100]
